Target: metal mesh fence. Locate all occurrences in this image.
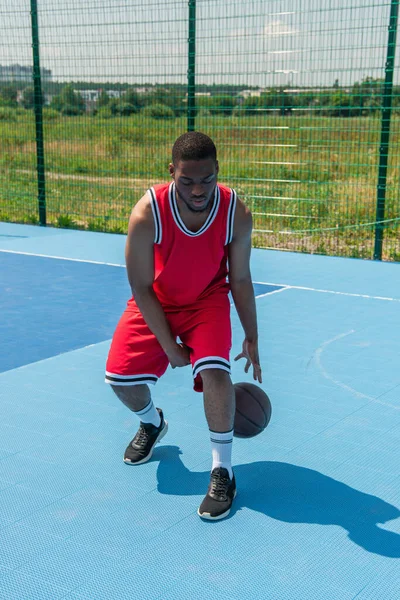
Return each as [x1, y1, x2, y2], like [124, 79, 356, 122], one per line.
[0, 1, 37, 223]
[0, 0, 399, 260]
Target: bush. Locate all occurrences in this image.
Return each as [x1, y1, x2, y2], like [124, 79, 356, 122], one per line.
[197, 108, 212, 118]
[141, 103, 175, 119]
[51, 84, 86, 114]
[56, 214, 78, 228]
[87, 218, 125, 234]
[21, 213, 39, 225]
[42, 108, 60, 121]
[97, 106, 113, 119]
[112, 102, 138, 116]
[21, 87, 37, 110]
[61, 104, 83, 116]
[0, 107, 17, 121]
[87, 218, 107, 232]
[232, 105, 245, 117]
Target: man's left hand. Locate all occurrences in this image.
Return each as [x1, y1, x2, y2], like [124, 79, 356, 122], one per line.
[234, 339, 262, 384]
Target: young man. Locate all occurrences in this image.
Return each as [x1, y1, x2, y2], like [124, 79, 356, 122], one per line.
[105, 131, 261, 520]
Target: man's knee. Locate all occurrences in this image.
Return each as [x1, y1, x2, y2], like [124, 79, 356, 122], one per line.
[201, 368, 231, 386]
[110, 383, 150, 409]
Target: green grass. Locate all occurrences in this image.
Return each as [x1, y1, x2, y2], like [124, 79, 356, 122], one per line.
[0, 111, 399, 260]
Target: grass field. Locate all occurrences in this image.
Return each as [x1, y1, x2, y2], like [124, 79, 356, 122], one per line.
[1, 111, 399, 260]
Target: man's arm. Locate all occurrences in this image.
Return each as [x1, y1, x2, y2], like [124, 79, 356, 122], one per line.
[228, 199, 262, 382]
[125, 195, 190, 367]
[228, 199, 258, 341]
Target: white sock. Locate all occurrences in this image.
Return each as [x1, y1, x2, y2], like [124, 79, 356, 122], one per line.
[135, 400, 161, 427]
[210, 429, 233, 478]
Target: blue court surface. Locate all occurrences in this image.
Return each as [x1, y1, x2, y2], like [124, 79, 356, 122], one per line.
[0, 221, 399, 600]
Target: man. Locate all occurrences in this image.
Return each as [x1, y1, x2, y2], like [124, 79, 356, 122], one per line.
[105, 131, 261, 520]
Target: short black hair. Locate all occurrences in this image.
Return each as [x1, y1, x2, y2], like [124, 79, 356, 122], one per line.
[172, 131, 217, 164]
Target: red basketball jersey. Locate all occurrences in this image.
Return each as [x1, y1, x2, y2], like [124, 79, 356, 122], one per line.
[146, 181, 237, 308]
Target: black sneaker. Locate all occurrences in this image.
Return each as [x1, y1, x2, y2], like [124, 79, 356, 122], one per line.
[198, 467, 237, 520]
[124, 408, 168, 465]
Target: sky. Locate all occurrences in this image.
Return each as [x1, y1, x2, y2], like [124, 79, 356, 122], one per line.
[0, 0, 398, 87]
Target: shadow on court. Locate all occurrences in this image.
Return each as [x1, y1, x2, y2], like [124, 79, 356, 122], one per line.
[155, 445, 400, 558]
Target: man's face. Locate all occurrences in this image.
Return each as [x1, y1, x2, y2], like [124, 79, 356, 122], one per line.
[169, 158, 219, 213]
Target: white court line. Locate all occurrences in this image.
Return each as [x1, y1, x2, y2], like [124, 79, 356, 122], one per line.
[0, 341, 102, 377]
[0, 248, 124, 268]
[253, 280, 400, 303]
[254, 286, 290, 299]
[1, 249, 399, 303]
[314, 330, 400, 411]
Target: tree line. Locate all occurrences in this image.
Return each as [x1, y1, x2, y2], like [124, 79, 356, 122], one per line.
[1, 78, 399, 118]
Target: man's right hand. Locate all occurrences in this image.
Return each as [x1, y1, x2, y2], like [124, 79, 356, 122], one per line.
[165, 343, 191, 368]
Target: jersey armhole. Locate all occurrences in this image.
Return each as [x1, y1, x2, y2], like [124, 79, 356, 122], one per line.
[225, 189, 237, 245]
[148, 187, 162, 244]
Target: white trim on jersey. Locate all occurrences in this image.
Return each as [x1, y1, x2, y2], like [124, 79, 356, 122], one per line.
[148, 187, 162, 244]
[225, 188, 237, 245]
[169, 182, 220, 237]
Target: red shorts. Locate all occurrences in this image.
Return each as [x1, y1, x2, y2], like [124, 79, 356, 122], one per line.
[105, 295, 231, 392]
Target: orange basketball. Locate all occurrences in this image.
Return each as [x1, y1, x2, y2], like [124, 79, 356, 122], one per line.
[233, 382, 272, 438]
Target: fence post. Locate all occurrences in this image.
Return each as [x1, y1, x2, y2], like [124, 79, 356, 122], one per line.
[187, 0, 196, 131]
[373, 0, 399, 260]
[30, 0, 46, 226]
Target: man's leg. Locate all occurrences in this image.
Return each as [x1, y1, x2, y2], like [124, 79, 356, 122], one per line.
[105, 307, 170, 465]
[169, 295, 235, 519]
[202, 369, 235, 475]
[201, 369, 235, 430]
[110, 384, 167, 465]
[111, 383, 162, 429]
[198, 368, 236, 520]
[111, 383, 153, 417]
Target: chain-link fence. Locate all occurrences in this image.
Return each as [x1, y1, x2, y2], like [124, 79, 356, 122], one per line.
[0, 0, 399, 260]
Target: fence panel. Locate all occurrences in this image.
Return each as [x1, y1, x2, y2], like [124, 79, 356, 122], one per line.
[0, 0, 38, 224]
[0, 0, 399, 259]
[195, 0, 400, 260]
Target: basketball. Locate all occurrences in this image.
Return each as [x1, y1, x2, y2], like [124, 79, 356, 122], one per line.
[233, 382, 272, 438]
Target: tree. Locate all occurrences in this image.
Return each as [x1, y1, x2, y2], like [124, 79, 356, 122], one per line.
[262, 89, 293, 115]
[142, 87, 184, 115]
[0, 84, 19, 107]
[358, 77, 382, 114]
[351, 77, 383, 115]
[392, 86, 400, 112]
[314, 90, 332, 116]
[142, 103, 175, 119]
[112, 102, 137, 116]
[196, 96, 213, 112]
[242, 95, 260, 115]
[330, 90, 352, 117]
[21, 87, 40, 109]
[97, 90, 110, 108]
[292, 91, 315, 111]
[211, 95, 236, 116]
[123, 88, 143, 112]
[51, 84, 86, 114]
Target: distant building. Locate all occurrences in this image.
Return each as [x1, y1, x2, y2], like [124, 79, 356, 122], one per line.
[283, 88, 350, 94]
[237, 89, 265, 99]
[75, 89, 101, 103]
[106, 90, 123, 99]
[131, 87, 152, 94]
[74, 89, 124, 111]
[184, 92, 211, 98]
[0, 64, 52, 82]
[75, 89, 123, 102]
